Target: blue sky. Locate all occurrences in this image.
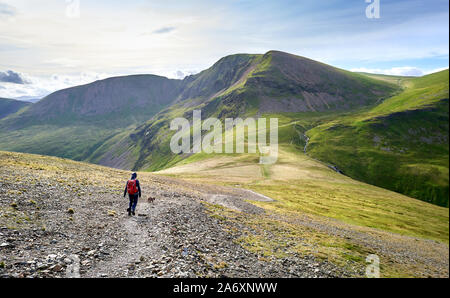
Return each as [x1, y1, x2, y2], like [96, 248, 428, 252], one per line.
[0, 0, 448, 99]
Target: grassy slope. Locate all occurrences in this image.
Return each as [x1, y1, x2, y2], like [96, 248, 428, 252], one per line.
[306, 70, 449, 207]
[128, 51, 398, 171]
[0, 124, 127, 161]
[156, 139, 448, 277]
[157, 117, 448, 244]
[0, 75, 182, 165]
[0, 98, 31, 120]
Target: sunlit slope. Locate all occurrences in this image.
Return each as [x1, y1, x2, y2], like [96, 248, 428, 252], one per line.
[113, 51, 397, 171]
[0, 75, 183, 162]
[156, 119, 448, 243]
[157, 143, 449, 244]
[306, 70, 449, 206]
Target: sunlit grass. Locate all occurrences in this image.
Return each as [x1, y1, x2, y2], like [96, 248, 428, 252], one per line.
[158, 144, 449, 244]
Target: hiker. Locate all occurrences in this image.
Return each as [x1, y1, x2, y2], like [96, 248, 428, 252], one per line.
[124, 172, 141, 216]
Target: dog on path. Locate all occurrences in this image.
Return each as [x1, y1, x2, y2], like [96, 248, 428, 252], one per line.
[147, 196, 156, 203]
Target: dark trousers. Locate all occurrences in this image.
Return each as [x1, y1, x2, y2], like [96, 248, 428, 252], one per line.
[128, 194, 139, 212]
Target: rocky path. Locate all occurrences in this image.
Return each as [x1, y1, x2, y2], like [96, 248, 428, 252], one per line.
[85, 199, 164, 277]
[83, 189, 342, 278]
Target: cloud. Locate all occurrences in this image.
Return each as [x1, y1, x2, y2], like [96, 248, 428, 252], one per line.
[351, 66, 449, 77]
[175, 70, 185, 79]
[0, 71, 109, 99]
[351, 67, 419, 76]
[0, 0, 447, 82]
[0, 2, 16, 17]
[0, 68, 202, 100]
[162, 69, 199, 80]
[0, 70, 30, 84]
[44, 58, 82, 68]
[152, 26, 176, 34]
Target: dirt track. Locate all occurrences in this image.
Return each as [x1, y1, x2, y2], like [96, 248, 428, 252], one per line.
[0, 152, 343, 277]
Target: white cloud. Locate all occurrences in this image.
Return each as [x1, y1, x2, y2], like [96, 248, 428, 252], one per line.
[151, 26, 176, 35]
[350, 66, 448, 77]
[0, 69, 30, 84]
[43, 58, 82, 68]
[0, 68, 202, 99]
[0, 0, 447, 98]
[0, 71, 109, 99]
[0, 2, 16, 17]
[165, 69, 198, 80]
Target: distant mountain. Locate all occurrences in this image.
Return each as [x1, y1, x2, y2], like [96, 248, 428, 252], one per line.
[15, 96, 42, 103]
[7, 74, 183, 128]
[92, 51, 398, 171]
[0, 51, 397, 166]
[177, 51, 397, 117]
[0, 97, 31, 120]
[0, 74, 183, 160]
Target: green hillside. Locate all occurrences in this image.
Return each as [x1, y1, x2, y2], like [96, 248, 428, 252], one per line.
[0, 97, 31, 120]
[306, 70, 449, 206]
[0, 75, 183, 161]
[109, 51, 398, 171]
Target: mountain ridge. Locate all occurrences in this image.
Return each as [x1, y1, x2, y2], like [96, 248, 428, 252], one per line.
[108, 50, 398, 171]
[6, 74, 184, 128]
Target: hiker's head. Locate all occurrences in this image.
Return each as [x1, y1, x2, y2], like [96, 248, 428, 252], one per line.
[131, 172, 137, 179]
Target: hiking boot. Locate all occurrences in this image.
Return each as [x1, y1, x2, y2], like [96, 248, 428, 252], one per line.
[127, 208, 131, 216]
[132, 210, 136, 216]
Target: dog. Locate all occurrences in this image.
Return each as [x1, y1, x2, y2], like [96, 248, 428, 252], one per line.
[147, 196, 156, 203]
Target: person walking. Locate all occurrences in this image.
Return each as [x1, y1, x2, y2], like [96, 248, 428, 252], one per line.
[124, 172, 141, 216]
